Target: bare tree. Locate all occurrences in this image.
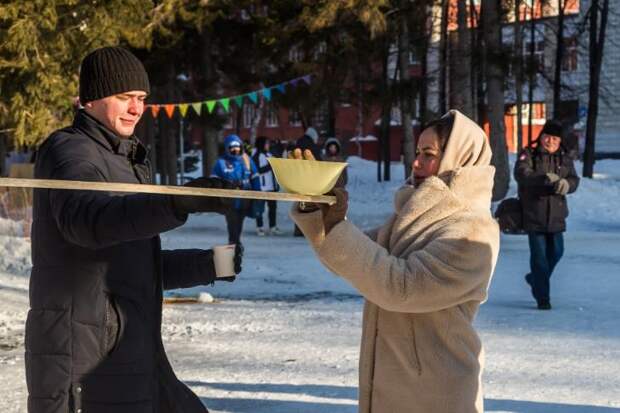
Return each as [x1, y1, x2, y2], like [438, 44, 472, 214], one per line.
[399, 0, 415, 179]
[552, 0, 567, 119]
[514, 0, 525, 151]
[482, 0, 510, 200]
[439, 0, 450, 114]
[583, 0, 610, 178]
[453, 0, 474, 117]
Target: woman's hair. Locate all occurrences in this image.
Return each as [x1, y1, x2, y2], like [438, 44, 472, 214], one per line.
[423, 112, 455, 152]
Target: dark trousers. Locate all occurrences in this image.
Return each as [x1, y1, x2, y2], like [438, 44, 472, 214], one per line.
[256, 200, 277, 228]
[226, 209, 245, 245]
[527, 232, 564, 301]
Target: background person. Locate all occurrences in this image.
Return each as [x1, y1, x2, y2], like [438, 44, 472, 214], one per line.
[212, 134, 260, 245]
[252, 136, 281, 236]
[291, 110, 499, 413]
[515, 119, 580, 310]
[323, 137, 348, 188]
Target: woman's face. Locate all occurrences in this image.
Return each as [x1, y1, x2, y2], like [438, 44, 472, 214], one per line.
[412, 127, 442, 187]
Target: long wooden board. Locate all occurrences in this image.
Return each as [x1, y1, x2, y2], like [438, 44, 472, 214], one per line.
[0, 177, 336, 205]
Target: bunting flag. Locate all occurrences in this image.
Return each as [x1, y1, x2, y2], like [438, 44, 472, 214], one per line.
[178, 104, 189, 118]
[206, 100, 217, 114]
[150, 105, 161, 118]
[164, 104, 176, 119]
[145, 74, 312, 119]
[262, 88, 272, 102]
[191, 102, 203, 116]
[220, 98, 230, 112]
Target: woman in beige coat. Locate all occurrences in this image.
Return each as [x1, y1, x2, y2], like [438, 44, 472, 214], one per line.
[291, 110, 500, 413]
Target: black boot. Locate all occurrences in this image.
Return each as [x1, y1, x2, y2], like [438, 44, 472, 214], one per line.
[537, 299, 552, 310]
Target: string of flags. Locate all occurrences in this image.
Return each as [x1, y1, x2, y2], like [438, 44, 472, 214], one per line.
[147, 74, 312, 119]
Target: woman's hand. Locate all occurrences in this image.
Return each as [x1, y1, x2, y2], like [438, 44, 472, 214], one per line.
[320, 188, 348, 234]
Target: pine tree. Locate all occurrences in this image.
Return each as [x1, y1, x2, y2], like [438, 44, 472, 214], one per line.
[0, 0, 154, 151]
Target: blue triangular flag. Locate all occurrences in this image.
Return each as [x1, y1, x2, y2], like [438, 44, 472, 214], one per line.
[275, 83, 286, 94]
[262, 88, 272, 102]
[302, 75, 312, 85]
[248, 92, 258, 104]
[289, 79, 300, 87]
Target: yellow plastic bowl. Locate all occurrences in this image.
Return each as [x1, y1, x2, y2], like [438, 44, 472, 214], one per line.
[267, 158, 347, 196]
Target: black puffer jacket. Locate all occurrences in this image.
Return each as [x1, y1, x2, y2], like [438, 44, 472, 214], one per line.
[27, 110, 215, 413]
[514, 146, 579, 233]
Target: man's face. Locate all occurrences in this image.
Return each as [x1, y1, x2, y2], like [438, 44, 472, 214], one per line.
[540, 133, 561, 154]
[84, 91, 147, 137]
[228, 143, 241, 156]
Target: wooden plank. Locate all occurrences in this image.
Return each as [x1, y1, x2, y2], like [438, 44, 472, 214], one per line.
[0, 177, 336, 205]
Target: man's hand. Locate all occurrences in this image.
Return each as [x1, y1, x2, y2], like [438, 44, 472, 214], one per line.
[545, 173, 560, 185]
[320, 188, 348, 234]
[554, 179, 570, 195]
[172, 177, 235, 216]
[217, 244, 243, 282]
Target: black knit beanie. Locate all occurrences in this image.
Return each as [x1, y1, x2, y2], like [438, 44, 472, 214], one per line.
[541, 119, 564, 139]
[79, 47, 150, 104]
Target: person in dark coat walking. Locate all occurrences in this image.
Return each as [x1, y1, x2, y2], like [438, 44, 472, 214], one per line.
[515, 119, 579, 310]
[27, 46, 241, 413]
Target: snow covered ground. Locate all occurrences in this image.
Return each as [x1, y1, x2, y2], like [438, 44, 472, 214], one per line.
[1, 157, 619, 412]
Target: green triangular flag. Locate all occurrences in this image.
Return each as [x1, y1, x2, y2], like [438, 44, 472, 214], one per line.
[206, 100, 217, 113]
[178, 104, 189, 117]
[248, 92, 258, 104]
[234, 95, 244, 108]
[191, 102, 203, 116]
[220, 98, 230, 112]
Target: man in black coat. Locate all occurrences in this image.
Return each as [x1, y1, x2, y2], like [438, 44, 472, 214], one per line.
[26, 47, 240, 413]
[514, 119, 579, 310]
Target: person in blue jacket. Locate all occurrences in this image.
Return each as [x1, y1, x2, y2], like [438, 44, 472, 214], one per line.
[212, 134, 261, 245]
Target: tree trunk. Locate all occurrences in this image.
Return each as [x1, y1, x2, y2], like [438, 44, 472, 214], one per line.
[553, 0, 566, 119]
[202, 125, 219, 177]
[0, 133, 6, 177]
[454, 0, 473, 117]
[527, 8, 536, 146]
[399, 1, 414, 180]
[482, 0, 510, 201]
[514, 0, 524, 151]
[250, 85, 265, 145]
[439, 0, 449, 114]
[583, 0, 609, 178]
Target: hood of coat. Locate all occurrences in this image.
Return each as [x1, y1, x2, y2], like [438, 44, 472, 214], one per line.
[224, 134, 243, 161]
[323, 137, 341, 153]
[437, 110, 492, 176]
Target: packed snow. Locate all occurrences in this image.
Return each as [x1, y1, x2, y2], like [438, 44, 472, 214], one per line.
[0, 156, 619, 412]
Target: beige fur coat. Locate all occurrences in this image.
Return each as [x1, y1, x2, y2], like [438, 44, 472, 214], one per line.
[291, 110, 500, 413]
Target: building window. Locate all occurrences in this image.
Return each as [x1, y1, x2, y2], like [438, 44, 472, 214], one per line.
[311, 100, 329, 132]
[562, 36, 578, 72]
[391, 106, 402, 125]
[289, 109, 302, 127]
[525, 39, 545, 71]
[289, 45, 304, 63]
[265, 103, 279, 127]
[243, 104, 256, 128]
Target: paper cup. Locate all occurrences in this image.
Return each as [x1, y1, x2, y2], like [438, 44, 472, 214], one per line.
[213, 244, 236, 278]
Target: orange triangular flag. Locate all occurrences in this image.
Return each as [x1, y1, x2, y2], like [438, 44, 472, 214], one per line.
[164, 104, 176, 119]
[150, 105, 161, 118]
